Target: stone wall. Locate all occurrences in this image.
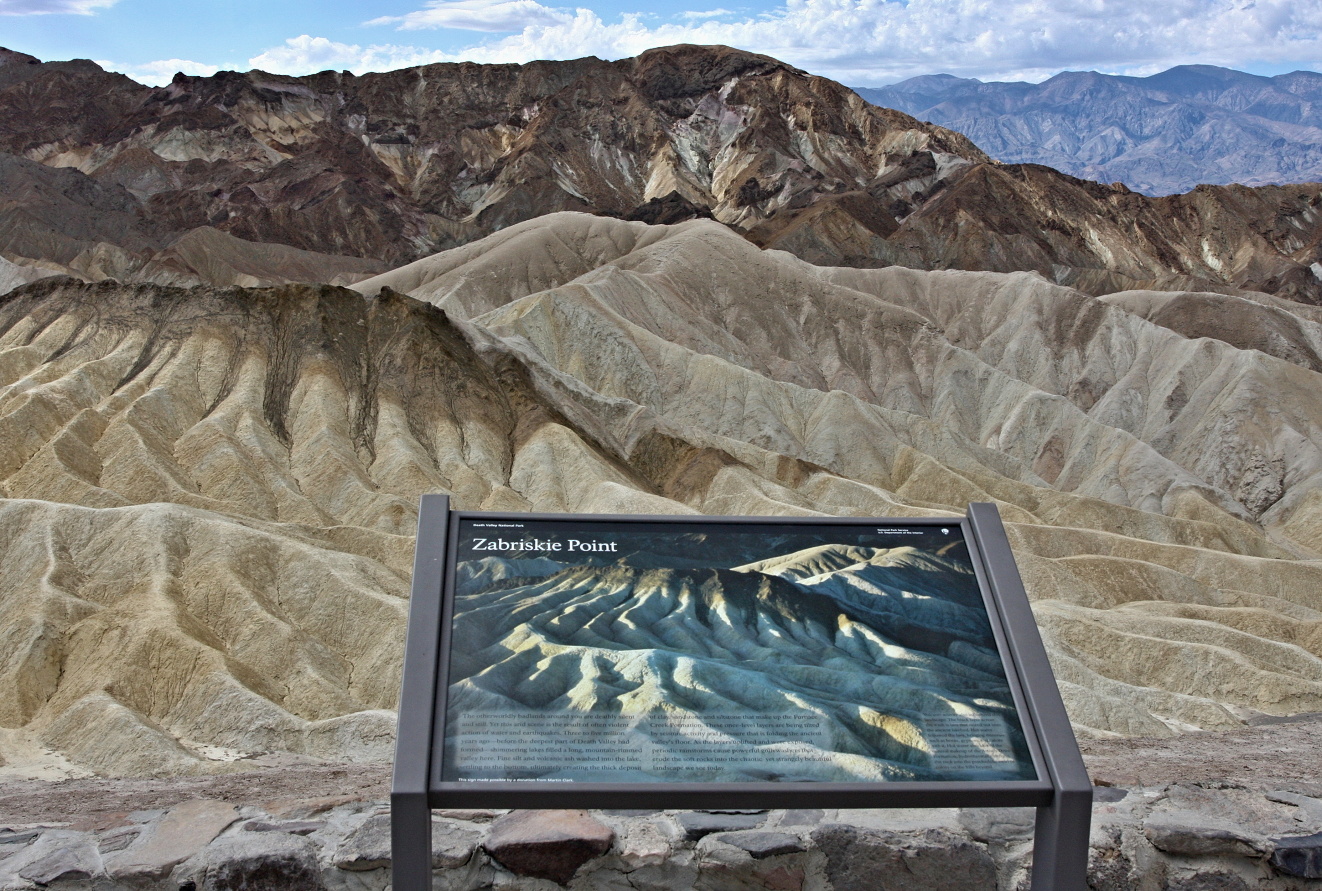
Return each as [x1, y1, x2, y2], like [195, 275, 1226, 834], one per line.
[2, 784, 1321, 889]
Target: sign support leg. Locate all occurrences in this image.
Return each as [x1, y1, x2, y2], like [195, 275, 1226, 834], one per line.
[391, 494, 450, 890]
[1030, 784, 1092, 890]
[391, 790, 432, 890]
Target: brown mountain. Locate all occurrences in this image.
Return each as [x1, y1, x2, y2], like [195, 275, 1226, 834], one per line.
[2, 45, 1320, 301]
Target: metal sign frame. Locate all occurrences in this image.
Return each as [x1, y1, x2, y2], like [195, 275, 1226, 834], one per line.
[392, 496, 1091, 889]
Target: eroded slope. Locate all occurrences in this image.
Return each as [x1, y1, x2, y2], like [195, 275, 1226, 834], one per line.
[3, 213, 1322, 774]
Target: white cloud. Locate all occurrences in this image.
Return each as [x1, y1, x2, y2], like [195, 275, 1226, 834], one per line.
[332, 0, 1322, 85]
[367, 0, 574, 33]
[0, 0, 115, 13]
[247, 36, 455, 76]
[104, 58, 222, 86]
[249, 36, 368, 73]
[680, 8, 736, 20]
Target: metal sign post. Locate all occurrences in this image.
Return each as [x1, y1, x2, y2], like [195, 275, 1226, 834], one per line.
[392, 497, 1091, 889]
[967, 502, 1093, 890]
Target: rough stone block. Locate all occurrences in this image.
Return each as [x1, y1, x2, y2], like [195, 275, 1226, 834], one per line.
[1085, 825, 1137, 891]
[1143, 815, 1265, 858]
[1266, 791, 1322, 827]
[97, 826, 140, 855]
[615, 820, 673, 869]
[430, 818, 483, 870]
[1164, 869, 1252, 890]
[1143, 783, 1306, 861]
[333, 815, 390, 872]
[333, 813, 479, 872]
[715, 831, 805, 859]
[483, 809, 613, 884]
[812, 824, 997, 891]
[243, 820, 325, 835]
[777, 810, 824, 827]
[0, 829, 39, 847]
[959, 807, 1035, 842]
[18, 833, 101, 885]
[1092, 787, 1129, 803]
[1269, 832, 1322, 879]
[107, 798, 239, 880]
[755, 863, 808, 891]
[677, 812, 767, 840]
[184, 831, 326, 891]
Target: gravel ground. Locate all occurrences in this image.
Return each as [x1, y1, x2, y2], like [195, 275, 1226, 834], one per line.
[0, 761, 392, 827]
[1080, 712, 1322, 794]
[1, 715, 1319, 826]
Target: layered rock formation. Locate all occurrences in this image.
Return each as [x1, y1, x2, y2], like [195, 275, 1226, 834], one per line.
[3, 211, 1322, 775]
[3, 46, 1321, 301]
[858, 65, 1322, 196]
[0, 132, 386, 290]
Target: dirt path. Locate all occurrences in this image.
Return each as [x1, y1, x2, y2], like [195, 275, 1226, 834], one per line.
[2, 715, 1319, 826]
[1079, 712, 1322, 794]
[0, 762, 392, 826]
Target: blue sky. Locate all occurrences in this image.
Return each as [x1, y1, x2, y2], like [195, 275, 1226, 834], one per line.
[2, 0, 1320, 87]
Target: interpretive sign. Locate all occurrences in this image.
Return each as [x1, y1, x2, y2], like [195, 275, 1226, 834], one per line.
[444, 514, 1038, 785]
[393, 500, 1092, 890]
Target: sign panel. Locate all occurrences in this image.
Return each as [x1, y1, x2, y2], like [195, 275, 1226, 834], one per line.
[393, 501, 1092, 891]
[436, 515, 1039, 787]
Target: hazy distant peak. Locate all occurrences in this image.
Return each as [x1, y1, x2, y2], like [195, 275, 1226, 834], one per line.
[878, 73, 977, 93]
[1143, 64, 1272, 92]
[857, 62, 1322, 195]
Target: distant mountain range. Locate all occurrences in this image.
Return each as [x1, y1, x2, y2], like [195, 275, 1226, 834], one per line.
[855, 65, 1322, 196]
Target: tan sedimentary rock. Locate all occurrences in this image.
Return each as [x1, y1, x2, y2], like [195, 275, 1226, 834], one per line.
[1, 212, 1321, 775]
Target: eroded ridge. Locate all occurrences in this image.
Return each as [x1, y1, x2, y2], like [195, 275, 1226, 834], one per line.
[1, 213, 1321, 775]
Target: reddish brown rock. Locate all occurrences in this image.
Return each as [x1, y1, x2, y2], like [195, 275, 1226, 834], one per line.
[483, 810, 614, 884]
[3, 44, 1320, 301]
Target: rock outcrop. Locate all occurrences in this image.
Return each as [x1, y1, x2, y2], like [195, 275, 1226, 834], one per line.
[3, 212, 1322, 774]
[2, 45, 1321, 301]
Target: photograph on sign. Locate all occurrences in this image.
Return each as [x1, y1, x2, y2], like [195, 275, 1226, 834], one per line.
[440, 517, 1037, 785]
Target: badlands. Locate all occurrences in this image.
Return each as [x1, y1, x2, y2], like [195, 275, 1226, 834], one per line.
[3, 38, 1322, 890]
[2, 210, 1322, 777]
